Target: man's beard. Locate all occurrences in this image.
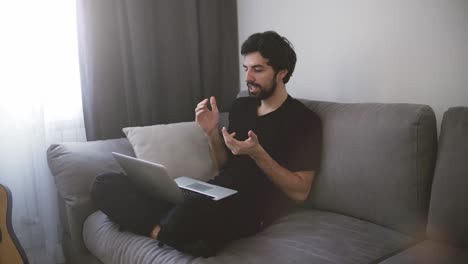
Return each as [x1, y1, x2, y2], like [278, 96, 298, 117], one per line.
[247, 78, 277, 100]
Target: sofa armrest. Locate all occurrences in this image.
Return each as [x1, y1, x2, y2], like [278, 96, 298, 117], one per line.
[428, 107, 468, 249]
[47, 138, 135, 253]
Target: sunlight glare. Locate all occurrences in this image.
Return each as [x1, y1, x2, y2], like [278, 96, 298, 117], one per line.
[0, 0, 83, 123]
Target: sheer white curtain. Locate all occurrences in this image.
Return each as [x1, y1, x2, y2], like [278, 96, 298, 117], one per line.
[0, 1, 86, 263]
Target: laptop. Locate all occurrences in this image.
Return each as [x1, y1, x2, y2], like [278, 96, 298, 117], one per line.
[112, 152, 237, 204]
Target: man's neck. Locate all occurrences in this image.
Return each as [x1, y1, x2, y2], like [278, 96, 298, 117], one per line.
[257, 85, 288, 116]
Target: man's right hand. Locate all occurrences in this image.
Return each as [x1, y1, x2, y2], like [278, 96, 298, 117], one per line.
[195, 96, 219, 136]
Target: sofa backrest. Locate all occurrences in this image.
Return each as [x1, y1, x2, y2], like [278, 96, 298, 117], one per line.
[427, 107, 468, 249]
[301, 99, 437, 237]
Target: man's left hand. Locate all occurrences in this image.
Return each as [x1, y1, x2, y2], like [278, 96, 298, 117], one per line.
[221, 127, 263, 157]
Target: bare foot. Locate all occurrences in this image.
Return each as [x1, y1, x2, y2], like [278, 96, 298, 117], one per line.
[150, 225, 161, 239]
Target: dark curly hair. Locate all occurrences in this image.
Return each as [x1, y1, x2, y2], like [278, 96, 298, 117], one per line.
[241, 31, 297, 84]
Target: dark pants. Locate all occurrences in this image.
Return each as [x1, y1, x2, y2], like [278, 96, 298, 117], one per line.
[90, 172, 260, 253]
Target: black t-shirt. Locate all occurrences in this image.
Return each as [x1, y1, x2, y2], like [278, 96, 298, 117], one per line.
[210, 95, 322, 224]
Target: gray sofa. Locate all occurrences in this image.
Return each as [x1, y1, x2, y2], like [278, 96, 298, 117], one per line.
[47, 97, 468, 264]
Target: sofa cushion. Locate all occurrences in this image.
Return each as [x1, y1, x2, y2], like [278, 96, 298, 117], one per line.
[301, 100, 437, 237]
[378, 240, 468, 264]
[427, 107, 468, 249]
[84, 209, 415, 264]
[122, 121, 217, 181]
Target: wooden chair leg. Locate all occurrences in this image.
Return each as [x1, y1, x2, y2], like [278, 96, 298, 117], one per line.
[0, 184, 29, 264]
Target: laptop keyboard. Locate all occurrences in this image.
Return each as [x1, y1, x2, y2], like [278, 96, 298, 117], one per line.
[180, 188, 214, 201]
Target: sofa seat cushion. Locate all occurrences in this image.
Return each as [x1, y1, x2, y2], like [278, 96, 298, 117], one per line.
[379, 240, 468, 264]
[84, 209, 415, 264]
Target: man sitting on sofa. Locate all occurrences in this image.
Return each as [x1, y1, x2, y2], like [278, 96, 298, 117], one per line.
[91, 31, 322, 257]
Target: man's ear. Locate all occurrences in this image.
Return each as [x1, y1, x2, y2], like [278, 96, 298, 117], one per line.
[277, 69, 288, 82]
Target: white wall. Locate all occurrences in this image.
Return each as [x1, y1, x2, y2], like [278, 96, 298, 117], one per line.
[237, 0, 468, 128]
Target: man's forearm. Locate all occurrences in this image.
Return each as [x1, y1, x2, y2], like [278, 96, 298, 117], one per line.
[207, 130, 228, 170]
[250, 147, 313, 202]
